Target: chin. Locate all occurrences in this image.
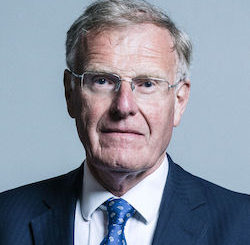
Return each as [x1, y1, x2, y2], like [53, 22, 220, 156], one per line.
[91, 148, 155, 173]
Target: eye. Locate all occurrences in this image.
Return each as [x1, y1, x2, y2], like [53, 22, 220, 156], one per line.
[142, 81, 154, 88]
[134, 78, 159, 94]
[93, 76, 110, 85]
[136, 79, 157, 88]
[88, 73, 117, 92]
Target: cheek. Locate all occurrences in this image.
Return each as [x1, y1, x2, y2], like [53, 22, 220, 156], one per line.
[76, 95, 110, 138]
[151, 106, 175, 153]
[154, 109, 174, 139]
[74, 93, 94, 143]
[140, 97, 175, 135]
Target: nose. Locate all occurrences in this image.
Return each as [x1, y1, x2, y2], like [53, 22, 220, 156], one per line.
[110, 81, 139, 120]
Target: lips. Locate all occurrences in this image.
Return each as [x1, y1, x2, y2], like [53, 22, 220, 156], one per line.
[101, 127, 144, 135]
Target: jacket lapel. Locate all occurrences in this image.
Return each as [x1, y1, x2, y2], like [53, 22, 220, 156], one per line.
[30, 165, 83, 245]
[152, 155, 208, 245]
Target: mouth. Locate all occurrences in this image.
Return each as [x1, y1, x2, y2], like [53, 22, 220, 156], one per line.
[99, 127, 145, 146]
[101, 128, 144, 136]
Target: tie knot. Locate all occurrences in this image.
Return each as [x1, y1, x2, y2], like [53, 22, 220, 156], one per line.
[105, 198, 135, 226]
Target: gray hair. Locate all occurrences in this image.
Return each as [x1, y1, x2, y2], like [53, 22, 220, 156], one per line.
[66, 0, 192, 80]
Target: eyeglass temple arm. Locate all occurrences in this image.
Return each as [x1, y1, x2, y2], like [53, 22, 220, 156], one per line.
[168, 79, 182, 89]
[70, 71, 83, 79]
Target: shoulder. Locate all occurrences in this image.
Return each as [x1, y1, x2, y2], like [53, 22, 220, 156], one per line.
[162, 156, 250, 243]
[0, 166, 82, 224]
[166, 154, 250, 219]
[175, 160, 250, 205]
[171, 159, 250, 232]
[168, 155, 250, 200]
[0, 166, 82, 244]
[0, 166, 80, 201]
[186, 165, 249, 202]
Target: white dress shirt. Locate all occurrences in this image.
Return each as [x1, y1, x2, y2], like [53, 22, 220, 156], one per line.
[74, 157, 168, 245]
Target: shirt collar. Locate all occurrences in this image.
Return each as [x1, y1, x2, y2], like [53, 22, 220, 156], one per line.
[81, 156, 168, 224]
[81, 161, 112, 221]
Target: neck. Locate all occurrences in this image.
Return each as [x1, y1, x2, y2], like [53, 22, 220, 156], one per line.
[87, 157, 164, 196]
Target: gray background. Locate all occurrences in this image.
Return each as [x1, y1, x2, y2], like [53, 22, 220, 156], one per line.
[0, 0, 249, 193]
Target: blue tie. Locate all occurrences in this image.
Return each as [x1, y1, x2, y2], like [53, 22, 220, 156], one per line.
[100, 198, 135, 245]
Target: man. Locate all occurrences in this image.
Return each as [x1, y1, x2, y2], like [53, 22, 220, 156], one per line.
[0, 0, 249, 244]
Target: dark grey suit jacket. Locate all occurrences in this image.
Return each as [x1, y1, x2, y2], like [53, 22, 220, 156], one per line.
[1, 155, 250, 245]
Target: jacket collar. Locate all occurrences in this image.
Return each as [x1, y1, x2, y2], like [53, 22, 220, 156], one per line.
[152, 154, 208, 245]
[30, 165, 83, 245]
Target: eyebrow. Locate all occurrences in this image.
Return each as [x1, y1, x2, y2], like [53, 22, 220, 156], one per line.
[134, 74, 168, 80]
[84, 67, 169, 80]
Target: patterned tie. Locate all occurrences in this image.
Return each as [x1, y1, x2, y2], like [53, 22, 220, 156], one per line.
[100, 198, 135, 245]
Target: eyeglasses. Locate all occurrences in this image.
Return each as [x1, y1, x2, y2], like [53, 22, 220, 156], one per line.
[70, 70, 180, 99]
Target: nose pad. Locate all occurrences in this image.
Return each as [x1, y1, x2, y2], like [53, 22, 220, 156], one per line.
[130, 81, 135, 91]
[114, 82, 120, 92]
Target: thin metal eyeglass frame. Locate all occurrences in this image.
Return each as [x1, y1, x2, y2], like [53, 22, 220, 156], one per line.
[70, 70, 181, 92]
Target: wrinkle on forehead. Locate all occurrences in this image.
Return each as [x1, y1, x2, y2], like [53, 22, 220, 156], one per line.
[83, 24, 178, 79]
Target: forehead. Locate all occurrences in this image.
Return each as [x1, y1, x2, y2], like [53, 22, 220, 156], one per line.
[82, 24, 177, 78]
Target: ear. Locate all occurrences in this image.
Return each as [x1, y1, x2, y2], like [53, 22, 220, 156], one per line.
[174, 79, 190, 127]
[64, 69, 76, 118]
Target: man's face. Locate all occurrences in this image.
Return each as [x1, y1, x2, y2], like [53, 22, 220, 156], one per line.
[65, 24, 189, 175]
